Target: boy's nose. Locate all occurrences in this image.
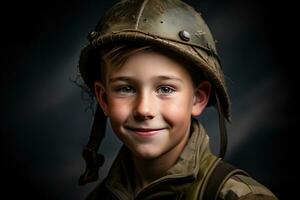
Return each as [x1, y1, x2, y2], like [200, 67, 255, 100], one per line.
[133, 93, 156, 120]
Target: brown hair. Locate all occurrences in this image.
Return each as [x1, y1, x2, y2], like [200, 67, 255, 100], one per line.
[99, 43, 205, 87]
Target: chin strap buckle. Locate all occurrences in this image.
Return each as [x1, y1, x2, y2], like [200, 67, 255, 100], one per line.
[78, 147, 105, 185]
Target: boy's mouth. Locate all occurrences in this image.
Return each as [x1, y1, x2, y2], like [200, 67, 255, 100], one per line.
[125, 126, 166, 137]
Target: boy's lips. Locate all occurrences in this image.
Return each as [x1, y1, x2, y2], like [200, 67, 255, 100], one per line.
[125, 126, 166, 137]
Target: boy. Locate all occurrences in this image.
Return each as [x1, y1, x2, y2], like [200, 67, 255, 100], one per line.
[77, 0, 278, 199]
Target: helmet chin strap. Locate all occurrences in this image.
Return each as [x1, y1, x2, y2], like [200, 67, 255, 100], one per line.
[215, 91, 228, 159]
[78, 105, 106, 185]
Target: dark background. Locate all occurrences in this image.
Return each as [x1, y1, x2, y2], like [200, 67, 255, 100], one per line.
[1, 0, 297, 199]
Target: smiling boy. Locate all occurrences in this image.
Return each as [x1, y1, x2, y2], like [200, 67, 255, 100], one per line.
[95, 46, 212, 195]
[77, 0, 278, 199]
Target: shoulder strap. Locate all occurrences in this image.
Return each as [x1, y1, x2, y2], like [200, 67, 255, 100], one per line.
[202, 160, 249, 200]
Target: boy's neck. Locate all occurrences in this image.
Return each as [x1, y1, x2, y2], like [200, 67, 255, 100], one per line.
[132, 127, 190, 195]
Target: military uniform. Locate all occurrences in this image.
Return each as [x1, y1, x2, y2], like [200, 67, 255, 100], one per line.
[85, 120, 278, 200]
[77, 0, 279, 199]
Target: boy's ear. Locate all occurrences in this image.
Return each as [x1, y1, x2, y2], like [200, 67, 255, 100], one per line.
[192, 80, 211, 117]
[94, 81, 109, 116]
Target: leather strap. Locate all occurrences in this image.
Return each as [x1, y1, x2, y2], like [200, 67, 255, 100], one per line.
[203, 160, 249, 200]
[78, 105, 106, 185]
[215, 92, 227, 159]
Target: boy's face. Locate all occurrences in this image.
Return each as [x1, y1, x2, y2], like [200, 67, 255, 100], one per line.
[95, 51, 210, 160]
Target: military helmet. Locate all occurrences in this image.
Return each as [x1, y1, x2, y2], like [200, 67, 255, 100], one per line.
[78, 0, 230, 185]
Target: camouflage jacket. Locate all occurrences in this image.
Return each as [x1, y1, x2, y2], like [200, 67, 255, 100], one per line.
[86, 120, 278, 200]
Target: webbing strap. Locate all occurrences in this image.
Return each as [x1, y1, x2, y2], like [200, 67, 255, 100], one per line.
[203, 160, 248, 200]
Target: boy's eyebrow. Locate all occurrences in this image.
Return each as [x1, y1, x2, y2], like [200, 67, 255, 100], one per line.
[108, 76, 133, 83]
[108, 75, 183, 83]
[154, 75, 183, 82]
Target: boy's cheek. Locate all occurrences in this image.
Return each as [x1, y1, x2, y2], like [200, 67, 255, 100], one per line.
[107, 101, 131, 121]
[162, 104, 192, 124]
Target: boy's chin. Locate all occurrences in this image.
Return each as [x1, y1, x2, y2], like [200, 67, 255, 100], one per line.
[130, 147, 163, 161]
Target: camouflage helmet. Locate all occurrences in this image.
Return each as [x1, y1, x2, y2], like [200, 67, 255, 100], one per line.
[78, 0, 230, 185]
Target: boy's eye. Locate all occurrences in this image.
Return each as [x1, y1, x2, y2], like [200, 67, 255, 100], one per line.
[157, 86, 175, 94]
[115, 85, 136, 94]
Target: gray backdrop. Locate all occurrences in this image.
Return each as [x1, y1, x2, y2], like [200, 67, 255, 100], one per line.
[1, 0, 297, 199]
